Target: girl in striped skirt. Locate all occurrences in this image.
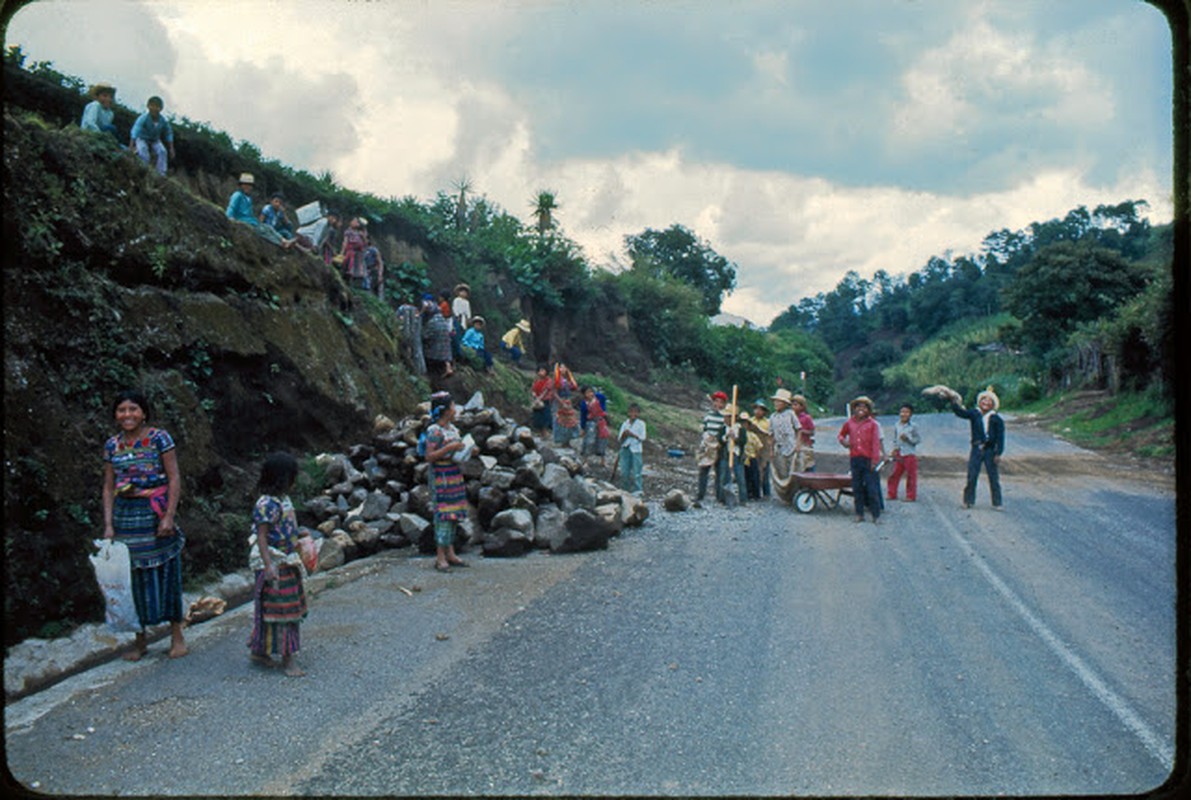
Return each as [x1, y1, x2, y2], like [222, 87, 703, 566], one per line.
[102, 390, 188, 661]
[248, 452, 311, 676]
[424, 392, 470, 573]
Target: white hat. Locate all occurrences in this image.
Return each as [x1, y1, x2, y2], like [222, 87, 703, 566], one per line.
[238, 172, 255, 185]
[771, 388, 794, 406]
[977, 386, 1000, 410]
[516, 319, 531, 333]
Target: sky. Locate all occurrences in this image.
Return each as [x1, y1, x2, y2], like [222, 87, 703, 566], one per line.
[4, 0, 1175, 325]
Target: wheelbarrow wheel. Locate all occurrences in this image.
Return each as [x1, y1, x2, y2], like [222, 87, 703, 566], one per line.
[794, 491, 816, 513]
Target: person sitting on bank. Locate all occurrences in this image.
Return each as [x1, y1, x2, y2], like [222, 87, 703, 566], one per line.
[259, 194, 296, 239]
[129, 95, 175, 176]
[226, 174, 298, 250]
[80, 83, 120, 143]
[459, 316, 493, 371]
[500, 319, 531, 364]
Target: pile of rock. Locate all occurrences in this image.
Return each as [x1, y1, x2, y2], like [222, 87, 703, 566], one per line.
[301, 403, 650, 569]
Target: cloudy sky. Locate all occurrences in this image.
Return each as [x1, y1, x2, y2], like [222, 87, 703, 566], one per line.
[5, 0, 1175, 325]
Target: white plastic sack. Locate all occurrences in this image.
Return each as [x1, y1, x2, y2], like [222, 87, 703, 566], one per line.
[294, 200, 324, 226]
[296, 217, 329, 249]
[463, 391, 485, 411]
[89, 539, 141, 633]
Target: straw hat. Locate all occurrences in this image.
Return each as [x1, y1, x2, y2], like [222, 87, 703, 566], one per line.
[90, 83, 116, 98]
[977, 385, 1000, 410]
[237, 172, 255, 185]
[791, 394, 808, 408]
[471, 315, 486, 326]
[454, 283, 470, 294]
[516, 319, 531, 333]
[851, 395, 874, 411]
[770, 388, 794, 406]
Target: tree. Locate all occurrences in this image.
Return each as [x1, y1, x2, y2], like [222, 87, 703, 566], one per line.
[1001, 241, 1149, 358]
[531, 190, 559, 236]
[624, 224, 737, 316]
[452, 176, 472, 230]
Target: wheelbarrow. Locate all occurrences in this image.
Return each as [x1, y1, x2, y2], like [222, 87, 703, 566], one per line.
[791, 459, 888, 514]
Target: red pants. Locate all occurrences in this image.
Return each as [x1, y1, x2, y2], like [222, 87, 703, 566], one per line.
[887, 454, 918, 500]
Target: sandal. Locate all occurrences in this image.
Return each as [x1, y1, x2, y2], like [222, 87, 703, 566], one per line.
[447, 559, 469, 568]
[434, 563, 452, 573]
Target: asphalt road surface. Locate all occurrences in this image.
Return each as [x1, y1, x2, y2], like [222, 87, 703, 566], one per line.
[5, 414, 1178, 796]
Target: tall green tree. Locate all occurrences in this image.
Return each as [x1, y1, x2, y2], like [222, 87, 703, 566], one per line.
[1001, 240, 1149, 358]
[624, 224, 737, 316]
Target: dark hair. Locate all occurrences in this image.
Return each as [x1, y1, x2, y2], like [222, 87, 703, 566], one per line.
[439, 289, 451, 301]
[628, 403, 641, 412]
[901, 403, 914, 413]
[147, 95, 163, 107]
[271, 193, 284, 201]
[111, 389, 152, 421]
[430, 390, 453, 422]
[258, 452, 298, 495]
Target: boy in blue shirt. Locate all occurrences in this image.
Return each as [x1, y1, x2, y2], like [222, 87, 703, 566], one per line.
[460, 317, 493, 371]
[130, 96, 175, 175]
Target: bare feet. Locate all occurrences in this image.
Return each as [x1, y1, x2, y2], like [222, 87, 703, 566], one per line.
[123, 633, 148, 661]
[282, 658, 305, 677]
[168, 642, 189, 659]
[250, 654, 278, 669]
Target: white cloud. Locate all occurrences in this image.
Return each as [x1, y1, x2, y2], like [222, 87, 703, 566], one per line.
[890, 10, 1115, 149]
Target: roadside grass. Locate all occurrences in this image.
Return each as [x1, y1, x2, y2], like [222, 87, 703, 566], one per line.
[1019, 388, 1174, 458]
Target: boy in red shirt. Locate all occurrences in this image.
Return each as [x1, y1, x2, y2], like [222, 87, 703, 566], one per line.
[837, 395, 883, 523]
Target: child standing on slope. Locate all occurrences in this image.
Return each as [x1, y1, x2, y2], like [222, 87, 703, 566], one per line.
[248, 452, 312, 677]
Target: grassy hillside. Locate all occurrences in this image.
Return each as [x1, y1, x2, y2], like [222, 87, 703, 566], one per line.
[881, 314, 1041, 407]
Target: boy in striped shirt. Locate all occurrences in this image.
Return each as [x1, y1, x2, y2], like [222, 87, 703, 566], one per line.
[695, 391, 728, 506]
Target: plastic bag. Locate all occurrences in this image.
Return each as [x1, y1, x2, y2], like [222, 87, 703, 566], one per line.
[89, 539, 141, 633]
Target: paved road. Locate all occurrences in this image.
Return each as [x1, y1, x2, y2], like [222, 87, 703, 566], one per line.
[5, 415, 1177, 796]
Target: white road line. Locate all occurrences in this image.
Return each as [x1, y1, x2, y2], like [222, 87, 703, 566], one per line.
[934, 508, 1174, 772]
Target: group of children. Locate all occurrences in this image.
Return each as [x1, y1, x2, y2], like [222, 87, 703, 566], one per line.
[80, 83, 175, 175]
[696, 387, 818, 508]
[450, 283, 534, 374]
[836, 386, 1004, 522]
[694, 383, 1005, 521]
[395, 282, 533, 381]
[528, 364, 647, 495]
[79, 83, 390, 295]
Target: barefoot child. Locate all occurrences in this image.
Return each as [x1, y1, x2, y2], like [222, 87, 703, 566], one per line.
[248, 452, 311, 676]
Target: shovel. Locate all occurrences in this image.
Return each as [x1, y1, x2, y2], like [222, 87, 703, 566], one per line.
[723, 384, 739, 507]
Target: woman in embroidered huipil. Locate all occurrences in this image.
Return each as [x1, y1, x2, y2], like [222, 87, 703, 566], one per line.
[101, 390, 188, 661]
[248, 452, 311, 677]
[425, 392, 470, 573]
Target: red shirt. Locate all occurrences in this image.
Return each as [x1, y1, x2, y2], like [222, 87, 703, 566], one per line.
[838, 416, 881, 462]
